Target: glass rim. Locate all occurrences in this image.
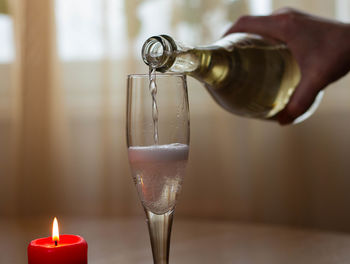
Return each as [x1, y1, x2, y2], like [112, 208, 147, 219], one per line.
[127, 73, 186, 78]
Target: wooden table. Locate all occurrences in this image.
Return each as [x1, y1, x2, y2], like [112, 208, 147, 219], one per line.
[1, 217, 350, 264]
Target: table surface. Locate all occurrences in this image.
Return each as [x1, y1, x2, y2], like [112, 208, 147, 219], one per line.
[1, 216, 350, 264]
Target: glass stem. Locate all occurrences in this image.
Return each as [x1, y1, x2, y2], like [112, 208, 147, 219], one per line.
[145, 209, 174, 264]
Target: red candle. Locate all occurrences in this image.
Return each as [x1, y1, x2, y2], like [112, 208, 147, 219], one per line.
[28, 217, 87, 264]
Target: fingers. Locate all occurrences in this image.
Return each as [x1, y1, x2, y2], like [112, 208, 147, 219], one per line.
[275, 78, 323, 125]
[224, 14, 289, 41]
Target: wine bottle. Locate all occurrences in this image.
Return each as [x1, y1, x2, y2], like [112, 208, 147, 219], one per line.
[142, 33, 323, 121]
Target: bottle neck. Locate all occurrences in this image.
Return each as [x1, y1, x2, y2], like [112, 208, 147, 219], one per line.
[142, 35, 177, 72]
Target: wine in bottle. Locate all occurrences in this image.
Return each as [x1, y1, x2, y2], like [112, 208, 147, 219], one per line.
[142, 33, 323, 121]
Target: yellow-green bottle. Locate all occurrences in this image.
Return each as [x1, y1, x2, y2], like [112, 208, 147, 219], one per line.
[142, 33, 323, 121]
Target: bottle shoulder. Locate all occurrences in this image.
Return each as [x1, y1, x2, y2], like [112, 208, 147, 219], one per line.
[213, 33, 286, 51]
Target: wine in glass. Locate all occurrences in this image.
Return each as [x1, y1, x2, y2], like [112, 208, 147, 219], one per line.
[126, 73, 190, 264]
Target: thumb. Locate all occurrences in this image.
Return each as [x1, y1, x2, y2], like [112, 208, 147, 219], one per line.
[275, 77, 323, 125]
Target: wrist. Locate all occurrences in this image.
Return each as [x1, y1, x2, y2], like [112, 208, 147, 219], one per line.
[346, 24, 350, 68]
[336, 23, 350, 73]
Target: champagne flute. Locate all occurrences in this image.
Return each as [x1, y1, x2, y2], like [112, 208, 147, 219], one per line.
[126, 73, 190, 264]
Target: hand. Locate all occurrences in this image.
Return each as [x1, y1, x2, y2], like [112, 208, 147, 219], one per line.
[225, 7, 350, 124]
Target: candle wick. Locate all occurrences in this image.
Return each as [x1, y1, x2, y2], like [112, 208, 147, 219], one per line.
[55, 240, 58, 246]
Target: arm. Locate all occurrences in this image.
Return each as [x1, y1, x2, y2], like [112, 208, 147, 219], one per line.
[225, 7, 350, 124]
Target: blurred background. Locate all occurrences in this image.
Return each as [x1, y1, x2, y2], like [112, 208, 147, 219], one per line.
[0, 0, 350, 234]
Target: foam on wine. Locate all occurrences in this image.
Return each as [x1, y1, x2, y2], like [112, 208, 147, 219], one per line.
[128, 143, 189, 215]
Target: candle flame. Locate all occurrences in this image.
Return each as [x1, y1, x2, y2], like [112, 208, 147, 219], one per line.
[52, 217, 60, 243]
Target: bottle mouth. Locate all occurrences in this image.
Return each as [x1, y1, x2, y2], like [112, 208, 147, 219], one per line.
[141, 35, 176, 71]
